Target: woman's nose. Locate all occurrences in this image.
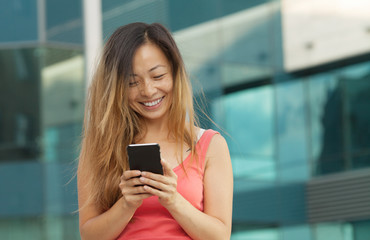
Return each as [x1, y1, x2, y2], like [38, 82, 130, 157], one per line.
[140, 80, 156, 97]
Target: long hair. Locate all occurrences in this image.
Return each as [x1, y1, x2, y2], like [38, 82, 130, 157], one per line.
[78, 22, 198, 212]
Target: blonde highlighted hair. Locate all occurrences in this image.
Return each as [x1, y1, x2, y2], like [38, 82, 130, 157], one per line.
[78, 22, 198, 212]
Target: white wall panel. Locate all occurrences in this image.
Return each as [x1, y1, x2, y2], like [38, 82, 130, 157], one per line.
[282, 0, 370, 71]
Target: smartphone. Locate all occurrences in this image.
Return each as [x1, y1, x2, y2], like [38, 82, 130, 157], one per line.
[127, 143, 163, 175]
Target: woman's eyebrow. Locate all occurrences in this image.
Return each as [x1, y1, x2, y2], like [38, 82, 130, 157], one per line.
[149, 64, 166, 72]
[130, 65, 166, 76]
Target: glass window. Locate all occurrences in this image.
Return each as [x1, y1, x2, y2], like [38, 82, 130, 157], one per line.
[103, 0, 169, 39]
[308, 61, 370, 176]
[353, 220, 370, 240]
[339, 62, 370, 170]
[275, 80, 309, 182]
[213, 85, 276, 181]
[313, 222, 353, 240]
[41, 48, 84, 163]
[308, 73, 344, 175]
[231, 227, 279, 240]
[46, 0, 83, 44]
[0, 0, 38, 42]
[281, 225, 312, 240]
[0, 48, 41, 161]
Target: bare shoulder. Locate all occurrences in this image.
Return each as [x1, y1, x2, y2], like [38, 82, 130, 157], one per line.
[205, 132, 231, 167]
[208, 132, 229, 153]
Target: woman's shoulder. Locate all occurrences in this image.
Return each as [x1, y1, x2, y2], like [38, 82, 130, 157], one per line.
[195, 127, 222, 140]
[202, 129, 230, 171]
[195, 127, 228, 151]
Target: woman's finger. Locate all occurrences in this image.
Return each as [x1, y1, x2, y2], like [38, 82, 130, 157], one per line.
[161, 159, 177, 178]
[139, 176, 167, 191]
[143, 185, 164, 197]
[123, 170, 142, 180]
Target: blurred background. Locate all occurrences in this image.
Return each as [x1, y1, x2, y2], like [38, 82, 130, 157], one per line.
[1, 0, 370, 239]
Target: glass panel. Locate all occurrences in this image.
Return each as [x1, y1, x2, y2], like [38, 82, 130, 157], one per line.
[0, 215, 79, 240]
[339, 62, 370, 170]
[353, 220, 370, 240]
[46, 0, 83, 44]
[313, 222, 353, 240]
[281, 225, 312, 240]
[0, 47, 82, 239]
[169, 0, 271, 31]
[0, 48, 41, 161]
[102, 0, 169, 39]
[213, 85, 275, 181]
[308, 73, 343, 175]
[0, 218, 43, 240]
[309, 61, 370, 176]
[275, 80, 309, 182]
[0, 0, 38, 42]
[41, 48, 84, 163]
[231, 227, 279, 240]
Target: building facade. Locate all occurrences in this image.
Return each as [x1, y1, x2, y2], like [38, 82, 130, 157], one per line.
[0, 0, 369, 239]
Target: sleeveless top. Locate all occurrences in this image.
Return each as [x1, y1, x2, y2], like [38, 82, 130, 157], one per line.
[117, 129, 218, 240]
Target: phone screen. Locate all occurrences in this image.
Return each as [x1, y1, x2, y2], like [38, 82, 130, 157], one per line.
[127, 143, 163, 174]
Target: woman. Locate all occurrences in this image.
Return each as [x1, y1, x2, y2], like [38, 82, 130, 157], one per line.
[77, 22, 233, 240]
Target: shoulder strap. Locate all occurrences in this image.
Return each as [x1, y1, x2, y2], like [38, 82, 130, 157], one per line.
[196, 129, 219, 170]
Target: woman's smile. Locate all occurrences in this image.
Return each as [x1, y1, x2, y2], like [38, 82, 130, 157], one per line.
[141, 96, 165, 109]
[128, 43, 173, 121]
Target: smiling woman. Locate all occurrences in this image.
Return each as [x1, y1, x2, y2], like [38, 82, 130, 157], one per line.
[128, 43, 174, 122]
[77, 22, 233, 240]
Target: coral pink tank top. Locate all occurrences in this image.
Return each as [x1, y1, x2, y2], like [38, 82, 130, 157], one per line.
[117, 129, 218, 240]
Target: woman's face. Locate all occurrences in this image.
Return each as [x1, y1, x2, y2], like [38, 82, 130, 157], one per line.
[128, 43, 174, 122]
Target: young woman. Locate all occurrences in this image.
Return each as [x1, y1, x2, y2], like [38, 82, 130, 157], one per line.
[77, 22, 233, 240]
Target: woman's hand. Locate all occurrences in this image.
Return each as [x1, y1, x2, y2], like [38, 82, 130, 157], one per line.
[119, 170, 153, 209]
[139, 159, 179, 208]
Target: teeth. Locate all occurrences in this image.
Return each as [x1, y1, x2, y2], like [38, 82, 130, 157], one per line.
[143, 97, 162, 107]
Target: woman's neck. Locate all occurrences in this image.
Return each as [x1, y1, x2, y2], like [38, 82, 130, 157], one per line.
[137, 118, 172, 143]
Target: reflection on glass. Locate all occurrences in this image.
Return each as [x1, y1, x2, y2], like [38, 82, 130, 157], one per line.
[213, 85, 275, 180]
[275, 80, 309, 182]
[353, 220, 370, 240]
[46, 0, 83, 44]
[309, 61, 370, 176]
[231, 227, 279, 240]
[340, 63, 370, 170]
[41, 49, 84, 162]
[0, 48, 40, 161]
[313, 222, 353, 240]
[309, 74, 343, 175]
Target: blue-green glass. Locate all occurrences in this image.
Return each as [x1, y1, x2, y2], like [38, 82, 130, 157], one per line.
[309, 61, 370, 176]
[0, 0, 38, 42]
[275, 80, 309, 182]
[339, 62, 370, 170]
[231, 227, 279, 240]
[0, 47, 82, 240]
[281, 225, 312, 240]
[0, 48, 41, 161]
[40, 48, 84, 163]
[308, 73, 344, 175]
[353, 220, 370, 240]
[313, 222, 353, 240]
[214, 85, 275, 180]
[102, 0, 169, 40]
[46, 0, 83, 44]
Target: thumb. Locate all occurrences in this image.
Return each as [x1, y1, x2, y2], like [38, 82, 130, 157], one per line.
[161, 159, 175, 177]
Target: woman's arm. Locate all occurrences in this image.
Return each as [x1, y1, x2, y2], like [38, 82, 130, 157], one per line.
[140, 134, 233, 240]
[78, 163, 152, 240]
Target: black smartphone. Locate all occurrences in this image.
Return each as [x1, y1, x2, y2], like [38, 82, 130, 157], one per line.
[127, 143, 163, 175]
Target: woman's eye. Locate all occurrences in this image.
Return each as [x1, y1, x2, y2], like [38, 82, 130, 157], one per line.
[153, 73, 165, 79]
[129, 81, 139, 87]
